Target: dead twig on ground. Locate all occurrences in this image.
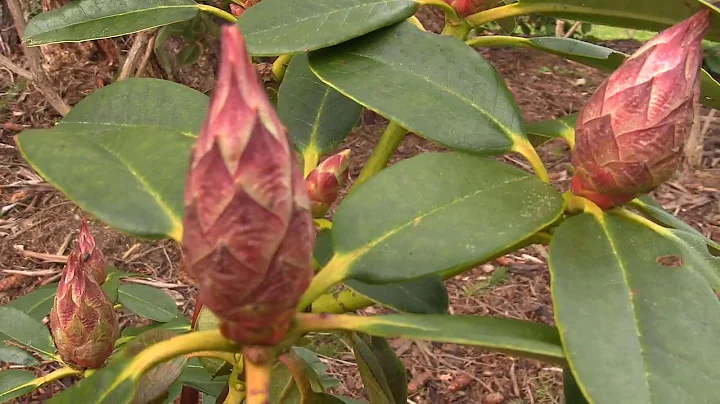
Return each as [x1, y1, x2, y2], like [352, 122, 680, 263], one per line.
[118, 30, 154, 81]
[0, 53, 32, 79]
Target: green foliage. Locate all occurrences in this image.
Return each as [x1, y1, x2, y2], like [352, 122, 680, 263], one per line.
[6, 0, 720, 403]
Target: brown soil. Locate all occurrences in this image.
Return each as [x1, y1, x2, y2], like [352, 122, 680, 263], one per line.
[1, 12, 718, 404]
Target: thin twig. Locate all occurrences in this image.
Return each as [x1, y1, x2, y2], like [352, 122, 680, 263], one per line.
[6, 0, 70, 116]
[118, 30, 153, 81]
[14, 247, 68, 263]
[0, 53, 32, 79]
[136, 33, 156, 78]
[563, 21, 582, 38]
[122, 277, 189, 289]
[3, 269, 59, 276]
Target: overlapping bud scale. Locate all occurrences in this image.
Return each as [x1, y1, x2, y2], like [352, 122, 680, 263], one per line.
[306, 149, 351, 218]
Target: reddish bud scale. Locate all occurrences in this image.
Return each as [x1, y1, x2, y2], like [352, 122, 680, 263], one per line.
[570, 10, 710, 209]
[443, 0, 497, 17]
[78, 219, 107, 285]
[306, 149, 351, 218]
[50, 250, 118, 369]
[182, 26, 314, 346]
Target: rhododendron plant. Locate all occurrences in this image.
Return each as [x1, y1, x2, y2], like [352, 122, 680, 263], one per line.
[3, 1, 719, 404]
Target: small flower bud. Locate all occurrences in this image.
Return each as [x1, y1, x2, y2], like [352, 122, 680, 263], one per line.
[443, 0, 498, 17]
[570, 10, 710, 209]
[182, 26, 314, 346]
[49, 250, 119, 369]
[229, 4, 244, 17]
[78, 219, 107, 285]
[306, 149, 351, 218]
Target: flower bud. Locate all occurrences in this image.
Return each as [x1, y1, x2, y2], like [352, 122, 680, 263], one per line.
[49, 250, 119, 368]
[306, 149, 351, 218]
[78, 219, 107, 285]
[229, 4, 244, 17]
[443, 0, 498, 17]
[570, 10, 709, 209]
[182, 25, 314, 346]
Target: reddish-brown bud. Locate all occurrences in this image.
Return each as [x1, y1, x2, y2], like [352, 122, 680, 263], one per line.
[78, 219, 106, 285]
[229, 4, 244, 17]
[306, 149, 351, 217]
[182, 25, 314, 346]
[49, 250, 119, 369]
[570, 10, 710, 209]
[443, 0, 498, 17]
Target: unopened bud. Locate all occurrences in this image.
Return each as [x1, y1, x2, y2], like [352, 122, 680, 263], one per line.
[182, 25, 314, 346]
[570, 10, 709, 209]
[49, 250, 118, 368]
[306, 149, 351, 217]
[443, 0, 498, 17]
[78, 219, 106, 285]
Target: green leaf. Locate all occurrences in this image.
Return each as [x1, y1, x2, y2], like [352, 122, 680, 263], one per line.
[47, 358, 136, 404]
[7, 283, 57, 321]
[117, 284, 179, 322]
[349, 334, 394, 404]
[469, 34, 720, 109]
[0, 370, 37, 403]
[17, 78, 208, 240]
[668, 230, 720, 292]
[631, 195, 720, 253]
[548, 212, 720, 403]
[175, 43, 203, 68]
[23, 0, 199, 46]
[177, 359, 229, 397]
[291, 347, 340, 391]
[194, 307, 231, 377]
[103, 276, 121, 304]
[563, 368, 589, 404]
[525, 113, 577, 147]
[0, 346, 40, 367]
[236, 0, 419, 56]
[120, 317, 192, 339]
[310, 22, 528, 155]
[0, 307, 55, 359]
[515, 0, 720, 41]
[314, 229, 449, 314]
[319, 395, 367, 404]
[333, 314, 564, 364]
[332, 152, 563, 283]
[350, 334, 406, 404]
[277, 53, 363, 156]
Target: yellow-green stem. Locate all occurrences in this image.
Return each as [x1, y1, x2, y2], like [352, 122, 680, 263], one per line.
[466, 35, 532, 48]
[311, 289, 375, 314]
[186, 351, 238, 364]
[243, 356, 271, 404]
[314, 218, 332, 230]
[279, 351, 316, 399]
[272, 54, 293, 82]
[35, 366, 82, 387]
[197, 4, 238, 23]
[224, 362, 247, 404]
[353, 121, 407, 189]
[303, 148, 321, 178]
[562, 191, 603, 218]
[614, 207, 674, 236]
[407, 16, 426, 30]
[298, 254, 354, 311]
[513, 139, 549, 183]
[416, 0, 461, 23]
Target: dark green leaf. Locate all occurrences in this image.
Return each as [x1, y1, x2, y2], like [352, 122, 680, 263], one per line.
[0, 346, 40, 367]
[563, 368, 589, 404]
[0, 370, 37, 404]
[310, 22, 528, 154]
[175, 43, 202, 68]
[291, 347, 340, 391]
[469, 34, 720, 109]
[47, 357, 136, 404]
[319, 394, 367, 404]
[277, 54, 363, 156]
[17, 78, 208, 240]
[24, 0, 199, 46]
[177, 359, 229, 397]
[549, 212, 720, 403]
[314, 229, 449, 314]
[7, 283, 57, 321]
[120, 317, 191, 339]
[237, 0, 418, 56]
[102, 276, 121, 304]
[0, 307, 55, 359]
[350, 334, 394, 404]
[334, 314, 564, 364]
[351, 334, 406, 404]
[525, 113, 577, 147]
[117, 284, 179, 322]
[332, 152, 563, 283]
[668, 230, 720, 292]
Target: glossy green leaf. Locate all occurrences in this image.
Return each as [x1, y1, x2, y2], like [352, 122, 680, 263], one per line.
[525, 113, 577, 147]
[23, 0, 199, 46]
[350, 334, 394, 404]
[513, 0, 720, 41]
[0, 307, 55, 359]
[177, 359, 229, 397]
[549, 212, 720, 403]
[102, 276, 120, 304]
[0, 370, 36, 404]
[117, 284, 179, 322]
[0, 346, 40, 367]
[631, 195, 720, 253]
[194, 307, 230, 377]
[277, 53, 363, 156]
[309, 22, 527, 155]
[17, 79, 208, 240]
[118, 330, 187, 404]
[350, 334, 406, 404]
[332, 152, 563, 283]
[236, 0, 418, 56]
[329, 313, 564, 364]
[7, 283, 57, 321]
[47, 357, 136, 404]
[314, 229, 449, 314]
[668, 230, 720, 292]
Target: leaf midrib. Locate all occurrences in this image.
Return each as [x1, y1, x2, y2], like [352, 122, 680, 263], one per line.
[60, 121, 197, 138]
[338, 50, 519, 140]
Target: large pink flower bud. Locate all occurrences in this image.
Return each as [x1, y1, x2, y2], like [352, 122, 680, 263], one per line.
[306, 149, 351, 218]
[570, 10, 710, 209]
[78, 219, 106, 285]
[49, 250, 119, 369]
[182, 25, 314, 346]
